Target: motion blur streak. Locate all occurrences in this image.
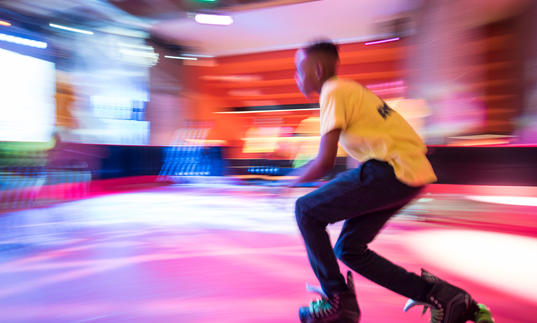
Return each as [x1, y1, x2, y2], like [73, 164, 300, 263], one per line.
[1, 0, 536, 322]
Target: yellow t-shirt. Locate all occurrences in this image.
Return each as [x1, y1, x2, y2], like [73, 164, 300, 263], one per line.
[319, 77, 437, 186]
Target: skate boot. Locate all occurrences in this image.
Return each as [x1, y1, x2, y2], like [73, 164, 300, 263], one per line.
[403, 269, 495, 323]
[299, 271, 360, 323]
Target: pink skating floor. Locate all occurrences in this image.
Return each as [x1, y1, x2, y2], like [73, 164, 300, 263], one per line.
[0, 183, 536, 322]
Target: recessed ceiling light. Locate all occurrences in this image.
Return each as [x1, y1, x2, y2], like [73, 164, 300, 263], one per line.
[49, 23, 94, 35]
[165, 55, 198, 60]
[194, 14, 233, 26]
[365, 37, 399, 46]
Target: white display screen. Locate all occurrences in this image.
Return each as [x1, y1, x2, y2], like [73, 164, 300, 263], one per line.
[0, 47, 55, 142]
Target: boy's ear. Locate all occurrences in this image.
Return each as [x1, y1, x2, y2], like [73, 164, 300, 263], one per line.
[314, 61, 323, 81]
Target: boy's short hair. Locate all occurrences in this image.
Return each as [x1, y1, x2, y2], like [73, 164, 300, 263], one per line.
[304, 40, 339, 61]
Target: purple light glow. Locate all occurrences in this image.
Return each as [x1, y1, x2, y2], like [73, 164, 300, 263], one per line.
[364, 37, 400, 46]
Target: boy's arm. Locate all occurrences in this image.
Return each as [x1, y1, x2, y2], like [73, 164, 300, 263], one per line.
[289, 128, 341, 186]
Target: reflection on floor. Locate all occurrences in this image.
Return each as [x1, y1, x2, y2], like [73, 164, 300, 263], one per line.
[0, 183, 536, 322]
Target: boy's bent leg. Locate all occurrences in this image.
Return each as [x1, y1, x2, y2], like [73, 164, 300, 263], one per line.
[295, 160, 424, 297]
[296, 197, 348, 295]
[334, 207, 431, 302]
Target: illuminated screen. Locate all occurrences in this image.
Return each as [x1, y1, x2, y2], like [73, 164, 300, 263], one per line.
[0, 47, 55, 142]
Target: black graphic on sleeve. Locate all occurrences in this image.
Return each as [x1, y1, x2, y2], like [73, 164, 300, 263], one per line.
[377, 101, 393, 120]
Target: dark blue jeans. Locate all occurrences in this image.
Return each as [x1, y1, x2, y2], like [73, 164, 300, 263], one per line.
[295, 159, 430, 300]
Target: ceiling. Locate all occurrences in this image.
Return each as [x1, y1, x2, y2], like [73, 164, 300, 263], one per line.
[123, 0, 532, 56]
[1, 0, 528, 57]
[150, 0, 416, 56]
[1, 0, 416, 56]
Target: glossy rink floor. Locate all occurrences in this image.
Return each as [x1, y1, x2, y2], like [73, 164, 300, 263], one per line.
[0, 183, 536, 323]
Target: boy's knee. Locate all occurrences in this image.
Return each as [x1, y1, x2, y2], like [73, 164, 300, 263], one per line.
[334, 238, 366, 264]
[295, 196, 308, 226]
[295, 196, 319, 229]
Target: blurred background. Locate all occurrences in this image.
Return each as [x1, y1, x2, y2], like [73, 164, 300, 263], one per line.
[1, 0, 537, 198]
[0, 0, 536, 322]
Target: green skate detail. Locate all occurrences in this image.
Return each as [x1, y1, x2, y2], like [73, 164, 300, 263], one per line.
[309, 298, 333, 314]
[474, 304, 494, 323]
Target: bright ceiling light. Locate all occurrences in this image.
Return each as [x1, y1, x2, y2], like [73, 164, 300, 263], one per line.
[49, 23, 94, 35]
[365, 37, 400, 46]
[194, 14, 233, 26]
[165, 55, 198, 60]
[0, 33, 47, 48]
[0, 20, 11, 27]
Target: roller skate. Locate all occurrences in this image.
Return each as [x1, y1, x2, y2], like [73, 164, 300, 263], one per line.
[403, 269, 495, 323]
[299, 271, 360, 323]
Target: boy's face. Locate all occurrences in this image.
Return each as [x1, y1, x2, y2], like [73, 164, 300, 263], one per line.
[295, 49, 317, 98]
